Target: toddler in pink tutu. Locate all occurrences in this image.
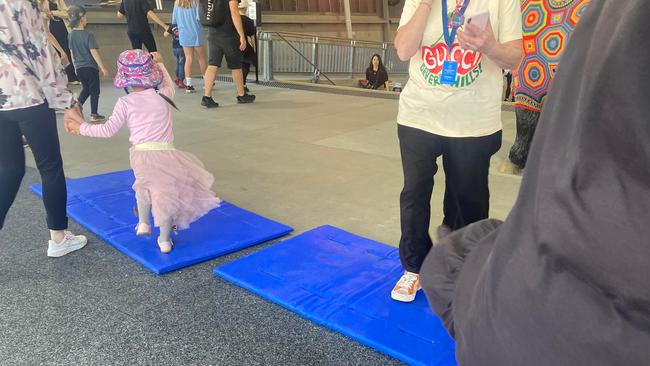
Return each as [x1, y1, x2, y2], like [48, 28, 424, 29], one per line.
[65, 49, 221, 253]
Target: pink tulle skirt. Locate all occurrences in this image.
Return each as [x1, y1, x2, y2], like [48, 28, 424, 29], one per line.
[129, 147, 221, 230]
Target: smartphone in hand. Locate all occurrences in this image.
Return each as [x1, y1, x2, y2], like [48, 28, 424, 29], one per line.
[467, 11, 490, 30]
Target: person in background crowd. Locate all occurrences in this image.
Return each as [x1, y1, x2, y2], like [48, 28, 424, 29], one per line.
[165, 23, 187, 88]
[45, 0, 80, 84]
[238, 0, 257, 93]
[68, 5, 109, 122]
[117, 0, 168, 52]
[420, 2, 650, 364]
[170, 0, 207, 93]
[201, 0, 256, 108]
[0, 0, 88, 257]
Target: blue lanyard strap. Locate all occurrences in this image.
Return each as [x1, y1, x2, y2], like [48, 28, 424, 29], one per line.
[441, 0, 470, 52]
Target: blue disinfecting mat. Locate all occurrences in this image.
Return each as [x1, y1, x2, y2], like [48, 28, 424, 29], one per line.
[31, 170, 292, 274]
[214, 225, 457, 366]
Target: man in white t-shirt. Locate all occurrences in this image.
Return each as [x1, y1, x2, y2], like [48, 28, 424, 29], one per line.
[391, 0, 522, 302]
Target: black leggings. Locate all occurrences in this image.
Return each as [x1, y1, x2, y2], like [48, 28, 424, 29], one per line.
[0, 103, 68, 230]
[77, 67, 100, 115]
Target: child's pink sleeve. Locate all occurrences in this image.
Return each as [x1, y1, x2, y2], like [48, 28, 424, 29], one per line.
[80, 99, 128, 138]
[156, 62, 176, 100]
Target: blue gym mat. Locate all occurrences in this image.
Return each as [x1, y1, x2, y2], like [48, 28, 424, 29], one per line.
[31, 170, 292, 274]
[214, 225, 457, 366]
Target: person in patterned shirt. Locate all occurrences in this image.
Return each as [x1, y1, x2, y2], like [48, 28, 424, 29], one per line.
[0, 0, 88, 257]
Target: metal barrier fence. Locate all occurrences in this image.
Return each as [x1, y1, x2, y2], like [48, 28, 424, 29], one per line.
[258, 31, 410, 82]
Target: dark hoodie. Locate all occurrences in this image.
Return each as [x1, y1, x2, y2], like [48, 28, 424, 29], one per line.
[420, 1, 650, 365]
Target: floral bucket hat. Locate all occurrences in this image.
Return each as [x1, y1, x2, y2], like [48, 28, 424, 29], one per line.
[113, 49, 163, 89]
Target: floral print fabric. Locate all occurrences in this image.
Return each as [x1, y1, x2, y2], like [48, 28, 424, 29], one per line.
[0, 0, 74, 110]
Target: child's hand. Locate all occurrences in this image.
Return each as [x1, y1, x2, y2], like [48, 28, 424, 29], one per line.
[163, 31, 170, 38]
[150, 51, 164, 63]
[64, 107, 84, 135]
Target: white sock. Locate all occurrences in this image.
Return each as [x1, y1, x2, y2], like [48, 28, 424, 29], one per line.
[185, 77, 192, 87]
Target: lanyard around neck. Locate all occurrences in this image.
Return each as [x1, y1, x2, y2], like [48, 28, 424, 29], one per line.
[441, 0, 470, 52]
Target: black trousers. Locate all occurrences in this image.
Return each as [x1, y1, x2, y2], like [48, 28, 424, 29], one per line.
[398, 124, 502, 273]
[77, 67, 100, 115]
[0, 103, 68, 230]
[128, 30, 157, 52]
[508, 107, 540, 169]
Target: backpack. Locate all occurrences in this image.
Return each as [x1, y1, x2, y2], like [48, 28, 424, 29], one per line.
[200, 0, 227, 28]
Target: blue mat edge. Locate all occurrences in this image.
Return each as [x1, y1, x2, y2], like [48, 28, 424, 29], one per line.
[29, 184, 293, 275]
[213, 225, 426, 366]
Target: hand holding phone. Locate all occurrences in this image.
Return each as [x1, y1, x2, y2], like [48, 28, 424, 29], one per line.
[466, 11, 489, 31]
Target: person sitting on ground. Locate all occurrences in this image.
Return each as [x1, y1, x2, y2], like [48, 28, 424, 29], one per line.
[1, 0, 88, 257]
[419, 1, 650, 364]
[64, 50, 221, 254]
[360, 54, 389, 90]
[117, 0, 168, 52]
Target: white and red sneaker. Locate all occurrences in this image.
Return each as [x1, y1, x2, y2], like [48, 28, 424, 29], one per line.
[391, 271, 421, 302]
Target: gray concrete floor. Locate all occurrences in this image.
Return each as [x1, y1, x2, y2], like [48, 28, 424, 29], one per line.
[6, 80, 523, 365]
[31, 80, 522, 247]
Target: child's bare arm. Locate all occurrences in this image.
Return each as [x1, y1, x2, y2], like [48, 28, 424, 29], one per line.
[90, 49, 108, 77]
[78, 101, 128, 138]
[147, 10, 167, 30]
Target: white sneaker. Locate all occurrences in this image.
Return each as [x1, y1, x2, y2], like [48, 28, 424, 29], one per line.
[391, 271, 421, 302]
[47, 231, 88, 257]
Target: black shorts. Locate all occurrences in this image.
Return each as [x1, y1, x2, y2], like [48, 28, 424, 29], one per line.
[128, 30, 157, 52]
[207, 28, 242, 69]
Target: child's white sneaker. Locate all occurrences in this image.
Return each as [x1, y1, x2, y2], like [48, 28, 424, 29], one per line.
[47, 231, 88, 257]
[157, 239, 173, 254]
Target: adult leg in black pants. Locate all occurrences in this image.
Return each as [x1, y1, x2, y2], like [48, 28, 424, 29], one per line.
[442, 131, 502, 230]
[0, 103, 87, 257]
[393, 124, 444, 302]
[128, 31, 157, 52]
[397, 124, 445, 274]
